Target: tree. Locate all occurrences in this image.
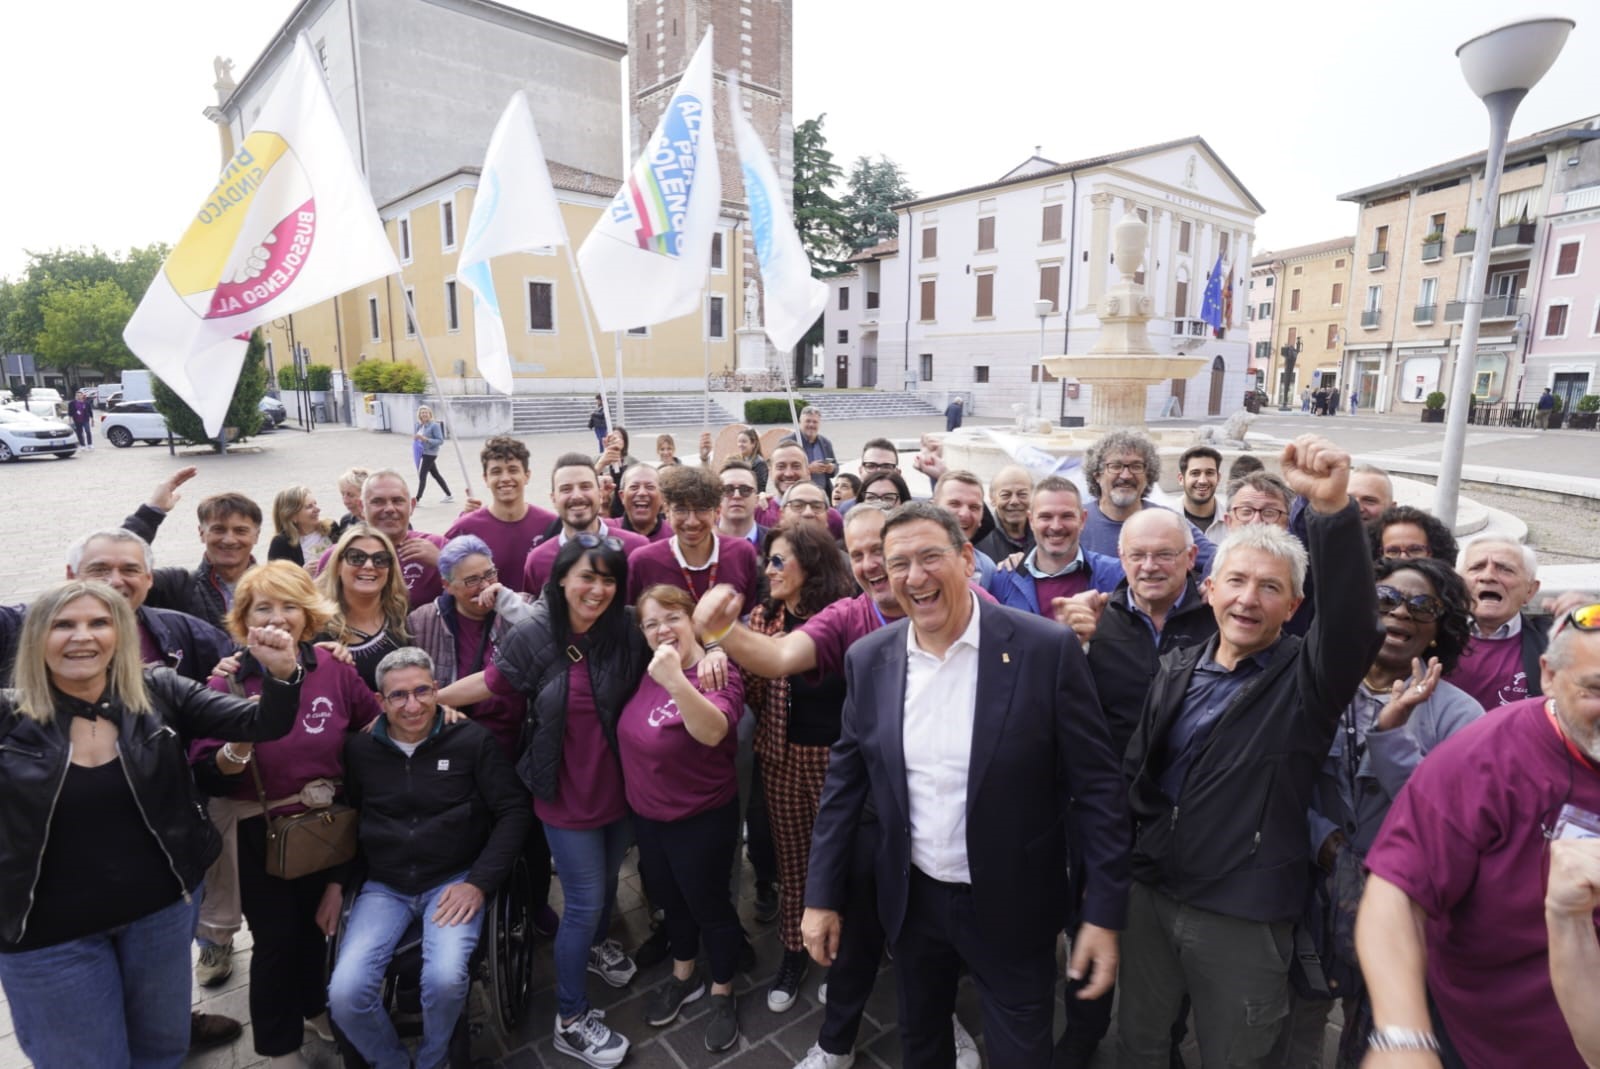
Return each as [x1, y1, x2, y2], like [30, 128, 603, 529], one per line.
[843, 155, 916, 253]
[34, 281, 139, 380]
[792, 115, 850, 278]
[4, 244, 169, 357]
[152, 329, 267, 448]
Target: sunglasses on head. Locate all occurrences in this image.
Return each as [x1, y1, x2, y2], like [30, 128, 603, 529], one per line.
[574, 532, 624, 552]
[1375, 584, 1444, 623]
[1559, 602, 1600, 633]
[342, 548, 393, 569]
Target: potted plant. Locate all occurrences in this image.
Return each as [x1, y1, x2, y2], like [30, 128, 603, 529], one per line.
[1421, 230, 1445, 259]
[1453, 227, 1477, 255]
[1570, 394, 1599, 431]
[1421, 390, 1446, 423]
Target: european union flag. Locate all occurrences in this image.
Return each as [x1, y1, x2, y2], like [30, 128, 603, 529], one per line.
[1200, 254, 1224, 333]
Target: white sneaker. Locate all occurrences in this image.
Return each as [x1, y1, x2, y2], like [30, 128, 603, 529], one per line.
[794, 1043, 855, 1069]
[554, 1008, 629, 1068]
[441, 493, 454, 503]
[303, 1011, 334, 1042]
[953, 1013, 981, 1069]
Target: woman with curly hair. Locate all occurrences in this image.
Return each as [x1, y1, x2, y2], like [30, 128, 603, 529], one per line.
[1369, 504, 1458, 564]
[316, 525, 412, 691]
[1278, 555, 1482, 1067]
[743, 522, 857, 1013]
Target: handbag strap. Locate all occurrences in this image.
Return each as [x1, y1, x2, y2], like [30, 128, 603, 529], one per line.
[223, 671, 276, 824]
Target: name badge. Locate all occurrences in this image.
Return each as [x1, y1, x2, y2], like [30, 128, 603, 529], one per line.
[436, 759, 450, 772]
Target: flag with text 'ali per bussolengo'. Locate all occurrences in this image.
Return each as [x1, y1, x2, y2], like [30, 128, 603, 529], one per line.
[123, 32, 400, 435]
[577, 29, 720, 333]
[726, 73, 825, 353]
[456, 91, 568, 395]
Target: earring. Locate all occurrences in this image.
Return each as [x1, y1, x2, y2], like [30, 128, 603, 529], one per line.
[1428, 640, 1437, 648]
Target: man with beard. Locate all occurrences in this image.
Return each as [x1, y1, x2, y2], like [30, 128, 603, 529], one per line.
[756, 443, 844, 539]
[990, 477, 1122, 618]
[1080, 430, 1215, 575]
[617, 463, 673, 543]
[1447, 537, 1550, 710]
[1176, 446, 1221, 531]
[445, 436, 558, 596]
[974, 464, 1034, 563]
[522, 454, 648, 592]
[317, 470, 446, 610]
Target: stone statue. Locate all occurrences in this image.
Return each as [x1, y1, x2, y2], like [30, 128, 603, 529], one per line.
[1182, 154, 1199, 190]
[1193, 409, 1255, 451]
[213, 56, 236, 94]
[744, 277, 761, 329]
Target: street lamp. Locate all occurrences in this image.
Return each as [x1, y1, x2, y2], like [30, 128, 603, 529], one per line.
[1435, 15, 1574, 527]
[1033, 298, 1054, 421]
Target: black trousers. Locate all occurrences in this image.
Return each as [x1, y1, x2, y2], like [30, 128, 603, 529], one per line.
[634, 800, 742, 985]
[236, 815, 335, 1057]
[817, 816, 887, 1055]
[416, 454, 450, 499]
[746, 758, 777, 886]
[895, 868, 1055, 1069]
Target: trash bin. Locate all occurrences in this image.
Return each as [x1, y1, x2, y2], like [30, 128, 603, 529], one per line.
[312, 401, 328, 422]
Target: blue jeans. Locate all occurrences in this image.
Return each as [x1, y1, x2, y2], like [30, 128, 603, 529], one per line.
[543, 819, 631, 1018]
[328, 875, 483, 1069]
[0, 890, 198, 1069]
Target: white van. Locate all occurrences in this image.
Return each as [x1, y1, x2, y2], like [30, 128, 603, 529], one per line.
[120, 370, 155, 404]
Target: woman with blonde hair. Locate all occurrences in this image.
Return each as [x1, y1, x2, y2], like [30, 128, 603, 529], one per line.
[316, 524, 412, 690]
[330, 467, 370, 541]
[192, 562, 383, 1067]
[268, 485, 334, 571]
[0, 579, 302, 1069]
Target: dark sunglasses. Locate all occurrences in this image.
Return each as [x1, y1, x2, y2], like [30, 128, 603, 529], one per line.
[342, 548, 394, 569]
[1376, 584, 1444, 623]
[574, 532, 624, 552]
[721, 484, 756, 498]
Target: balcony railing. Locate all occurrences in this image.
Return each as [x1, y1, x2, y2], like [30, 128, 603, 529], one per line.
[1368, 251, 1388, 270]
[1443, 295, 1526, 322]
[1361, 309, 1382, 328]
[1421, 240, 1444, 261]
[1453, 231, 1477, 255]
[1413, 304, 1437, 324]
[1492, 221, 1537, 249]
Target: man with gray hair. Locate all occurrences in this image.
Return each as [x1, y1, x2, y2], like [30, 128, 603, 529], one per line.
[316, 469, 447, 609]
[1118, 435, 1379, 1066]
[1081, 428, 1216, 574]
[1449, 536, 1551, 710]
[329, 647, 531, 1069]
[779, 405, 837, 496]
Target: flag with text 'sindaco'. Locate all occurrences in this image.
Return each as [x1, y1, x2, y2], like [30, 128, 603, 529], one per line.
[457, 90, 568, 395]
[726, 72, 825, 353]
[124, 32, 399, 436]
[577, 29, 721, 333]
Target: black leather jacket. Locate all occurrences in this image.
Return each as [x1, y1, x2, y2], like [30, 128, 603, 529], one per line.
[0, 667, 301, 945]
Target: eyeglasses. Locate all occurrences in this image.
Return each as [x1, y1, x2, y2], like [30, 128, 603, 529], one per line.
[1124, 550, 1182, 565]
[1382, 543, 1431, 560]
[885, 545, 959, 577]
[383, 684, 435, 707]
[574, 533, 624, 552]
[861, 492, 901, 505]
[342, 548, 394, 569]
[721, 484, 755, 498]
[1375, 585, 1445, 623]
[1229, 505, 1286, 523]
[766, 552, 788, 572]
[640, 611, 689, 636]
[785, 499, 828, 513]
[1560, 603, 1600, 633]
[454, 567, 498, 591]
[861, 461, 899, 474]
[668, 505, 716, 521]
[1104, 461, 1147, 476]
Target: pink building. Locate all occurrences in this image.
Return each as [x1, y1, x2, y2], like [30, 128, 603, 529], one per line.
[1524, 182, 1600, 408]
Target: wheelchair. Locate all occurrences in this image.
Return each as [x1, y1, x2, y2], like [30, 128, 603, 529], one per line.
[325, 857, 535, 1068]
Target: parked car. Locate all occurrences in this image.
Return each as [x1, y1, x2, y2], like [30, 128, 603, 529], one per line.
[100, 400, 172, 447]
[0, 407, 77, 462]
[13, 387, 66, 420]
[259, 395, 287, 428]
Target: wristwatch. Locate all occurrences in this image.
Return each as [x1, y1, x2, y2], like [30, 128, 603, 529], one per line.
[1367, 1027, 1440, 1053]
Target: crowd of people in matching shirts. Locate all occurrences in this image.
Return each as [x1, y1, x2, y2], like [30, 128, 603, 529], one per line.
[0, 408, 1597, 1069]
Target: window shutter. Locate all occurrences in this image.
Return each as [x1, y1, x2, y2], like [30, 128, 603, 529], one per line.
[920, 280, 936, 321]
[1042, 204, 1063, 242]
[976, 273, 994, 317]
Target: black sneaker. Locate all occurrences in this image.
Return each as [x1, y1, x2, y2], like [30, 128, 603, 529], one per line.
[754, 881, 779, 924]
[704, 993, 739, 1052]
[766, 948, 809, 1012]
[634, 924, 672, 969]
[644, 970, 706, 1027]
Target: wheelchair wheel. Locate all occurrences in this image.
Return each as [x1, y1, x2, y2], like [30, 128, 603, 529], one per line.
[485, 855, 534, 1032]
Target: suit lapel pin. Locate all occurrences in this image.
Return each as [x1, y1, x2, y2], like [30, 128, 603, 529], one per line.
[1001, 652, 1010, 664]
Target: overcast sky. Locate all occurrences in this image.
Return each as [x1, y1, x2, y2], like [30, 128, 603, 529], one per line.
[2, 0, 1593, 280]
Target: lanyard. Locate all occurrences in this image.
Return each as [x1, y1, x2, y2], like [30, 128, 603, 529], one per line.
[1547, 700, 1599, 774]
[681, 560, 718, 597]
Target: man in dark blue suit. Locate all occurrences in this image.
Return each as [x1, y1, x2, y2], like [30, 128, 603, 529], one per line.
[803, 501, 1130, 1067]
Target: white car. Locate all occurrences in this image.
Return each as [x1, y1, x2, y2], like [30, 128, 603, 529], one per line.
[0, 407, 77, 462]
[100, 400, 172, 447]
[15, 387, 66, 420]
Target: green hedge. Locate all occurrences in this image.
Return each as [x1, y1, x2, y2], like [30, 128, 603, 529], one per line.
[744, 397, 808, 423]
[275, 363, 334, 391]
[350, 360, 427, 394]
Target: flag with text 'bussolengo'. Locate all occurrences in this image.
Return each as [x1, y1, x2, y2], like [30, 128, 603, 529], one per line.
[577, 29, 720, 333]
[124, 32, 399, 436]
[457, 91, 568, 395]
[726, 73, 825, 353]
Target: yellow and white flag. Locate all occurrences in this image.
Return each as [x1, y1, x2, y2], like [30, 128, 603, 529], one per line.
[124, 33, 399, 435]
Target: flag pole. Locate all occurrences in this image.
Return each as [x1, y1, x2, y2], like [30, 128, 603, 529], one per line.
[400, 281, 475, 498]
[563, 243, 612, 434]
[702, 264, 715, 439]
[612, 331, 627, 427]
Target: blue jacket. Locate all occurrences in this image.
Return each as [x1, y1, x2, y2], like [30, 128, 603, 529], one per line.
[990, 549, 1124, 616]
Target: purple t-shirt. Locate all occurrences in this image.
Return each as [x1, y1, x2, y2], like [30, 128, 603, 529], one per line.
[521, 524, 650, 594]
[755, 499, 845, 540]
[1032, 571, 1091, 613]
[1365, 698, 1600, 1069]
[1447, 632, 1528, 710]
[318, 530, 447, 611]
[195, 648, 383, 813]
[455, 612, 522, 759]
[801, 592, 887, 679]
[626, 535, 762, 607]
[487, 657, 626, 830]
[446, 504, 558, 596]
[617, 665, 744, 821]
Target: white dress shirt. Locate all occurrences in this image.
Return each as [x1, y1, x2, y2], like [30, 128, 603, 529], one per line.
[901, 592, 982, 883]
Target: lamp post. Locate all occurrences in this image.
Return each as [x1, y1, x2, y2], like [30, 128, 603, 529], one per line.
[1436, 16, 1574, 527]
[1033, 298, 1054, 422]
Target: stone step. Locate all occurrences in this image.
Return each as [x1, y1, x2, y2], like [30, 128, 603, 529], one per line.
[511, 396, 739, 433]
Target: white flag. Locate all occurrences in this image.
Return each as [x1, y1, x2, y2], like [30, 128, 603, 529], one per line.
[577, 29, 720, 333]
[726, 74, 827, 353]
[457, 91, 567, 395]
[124, 33, 400, 435]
